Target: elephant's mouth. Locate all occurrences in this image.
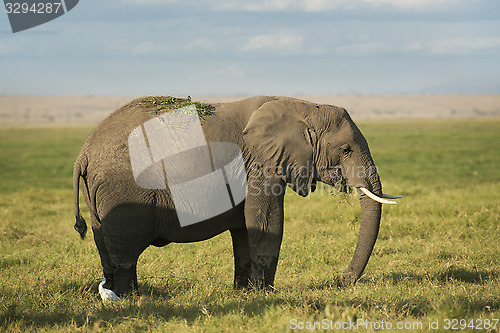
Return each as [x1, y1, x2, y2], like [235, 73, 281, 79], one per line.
[358, 187, 402, 205]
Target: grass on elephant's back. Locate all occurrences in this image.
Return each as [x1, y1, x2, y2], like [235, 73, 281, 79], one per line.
[0, 121, 499, 331]
[130, 96, 214, 118]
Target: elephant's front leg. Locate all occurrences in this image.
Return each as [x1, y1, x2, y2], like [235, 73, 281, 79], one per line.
[244, 175, 285, 290]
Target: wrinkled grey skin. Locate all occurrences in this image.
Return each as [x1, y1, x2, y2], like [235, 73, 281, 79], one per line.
[73, 96, 383, 296]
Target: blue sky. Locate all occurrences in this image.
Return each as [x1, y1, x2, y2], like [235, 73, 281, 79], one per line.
[1, 0, 499, 95]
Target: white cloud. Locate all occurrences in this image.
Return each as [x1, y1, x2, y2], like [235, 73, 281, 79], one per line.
[123, 0, 181, 4]
[405, 41, 422, 51]
[0, 39, 19, 56]
[130, 38, 215, 55]
[429, 37, 500, 55]
[123, 0, 468, 11]
[335, 42, 390, 56]
[0, 43, 12, 56]
[183, 37, 216, 52]
[242, 0, 291, 11]
[211, 0, 343, 12]
[131, 41, 172, 55]
[363, 0, 463, 10]
[210, 0, 468, 12]
[215, 64, 246, 78]
[242, 33, 303, 53]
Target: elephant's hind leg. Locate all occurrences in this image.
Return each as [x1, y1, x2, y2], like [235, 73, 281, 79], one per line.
[103, 236, 143, 297]
[92, 224, 114, 290]
[230, 228, 251, 289]
[100, 204, 154, 297]
[113, 263, 138, 296]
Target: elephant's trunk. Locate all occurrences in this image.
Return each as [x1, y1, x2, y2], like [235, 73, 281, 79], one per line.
[341, 172, 382, 285]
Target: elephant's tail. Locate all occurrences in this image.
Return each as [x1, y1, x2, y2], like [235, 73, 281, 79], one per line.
[73, 159, 88, 240]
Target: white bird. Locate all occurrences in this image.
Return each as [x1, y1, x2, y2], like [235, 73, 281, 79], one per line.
[98, 277, 120, 302]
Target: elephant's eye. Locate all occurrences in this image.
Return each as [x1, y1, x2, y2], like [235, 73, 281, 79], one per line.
[340, 144, 352, 155]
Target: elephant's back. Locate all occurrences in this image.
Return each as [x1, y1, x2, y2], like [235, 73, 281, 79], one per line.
[83, 95, 277, 153]
[81, 97, 216, 161]
[83, 97, 157, 151]
[78, 96, 241, 197]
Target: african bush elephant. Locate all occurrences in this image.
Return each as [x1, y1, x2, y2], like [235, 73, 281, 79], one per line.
[73, 96, 400, 300]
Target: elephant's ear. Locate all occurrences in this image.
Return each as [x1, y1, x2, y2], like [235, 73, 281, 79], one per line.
[243, 99, 316, 197]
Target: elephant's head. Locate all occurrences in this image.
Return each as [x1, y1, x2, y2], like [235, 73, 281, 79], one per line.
[243, 97, 400, 284]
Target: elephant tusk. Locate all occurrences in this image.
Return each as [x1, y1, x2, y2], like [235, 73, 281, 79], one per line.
[382, 193, 403, 199]
[359, 187, 398, 205]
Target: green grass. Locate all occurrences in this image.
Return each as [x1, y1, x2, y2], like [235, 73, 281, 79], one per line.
[0, 120, 499, 332]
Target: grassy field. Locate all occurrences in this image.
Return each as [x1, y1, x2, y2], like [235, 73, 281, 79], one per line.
[0, 120, 499, 332]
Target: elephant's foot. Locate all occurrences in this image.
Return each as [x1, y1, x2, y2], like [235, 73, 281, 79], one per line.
[112, 264, 138, 297]
[230, 228, 252, 290]
[97, 264, 138, 302]
[247, 255, 278, 291]
[246, 278, 276, 293]
[233, 276, 249, 289]
[233, 261, 251, 289]
[234, 272, 275, 291]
